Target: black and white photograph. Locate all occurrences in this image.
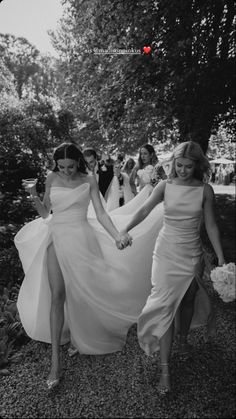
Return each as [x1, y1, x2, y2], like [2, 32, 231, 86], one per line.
[0, 0, 235, 418]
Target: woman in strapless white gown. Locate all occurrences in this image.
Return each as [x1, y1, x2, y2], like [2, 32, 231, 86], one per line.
[120, 141, 225, 395]
[15, 142, 164, 389]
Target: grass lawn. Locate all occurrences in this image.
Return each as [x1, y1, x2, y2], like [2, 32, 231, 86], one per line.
[0, 193, 235, 419]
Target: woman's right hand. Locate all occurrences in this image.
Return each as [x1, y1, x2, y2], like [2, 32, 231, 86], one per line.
[217, 256, 226, 267]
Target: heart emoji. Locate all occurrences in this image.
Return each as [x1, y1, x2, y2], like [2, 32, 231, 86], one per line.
[143, 46, 151, 54]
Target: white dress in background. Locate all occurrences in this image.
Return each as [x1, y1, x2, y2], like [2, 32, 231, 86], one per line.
[15, 183, 164, 354]
[105, 172, 134, 211]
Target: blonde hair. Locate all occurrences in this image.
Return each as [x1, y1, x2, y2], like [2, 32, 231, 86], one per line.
[168, 141, 211, 181]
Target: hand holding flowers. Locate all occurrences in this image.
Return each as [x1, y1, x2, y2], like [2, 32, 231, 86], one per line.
[210, 262, 236, 303]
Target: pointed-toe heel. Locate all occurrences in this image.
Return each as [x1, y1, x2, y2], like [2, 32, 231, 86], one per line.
[157, 373, 171, 396]
[46, 377, 60, 390]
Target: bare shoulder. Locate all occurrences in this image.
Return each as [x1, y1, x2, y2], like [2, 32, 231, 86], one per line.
[204, 183, 214, 197]
[203, 183, 215, 205]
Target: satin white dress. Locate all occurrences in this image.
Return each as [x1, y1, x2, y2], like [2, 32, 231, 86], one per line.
[15, 183, 164, 354]
[138, 183, 215, 355]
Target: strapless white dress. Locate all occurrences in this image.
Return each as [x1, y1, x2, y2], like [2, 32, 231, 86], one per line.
[15, 183, 164, 354]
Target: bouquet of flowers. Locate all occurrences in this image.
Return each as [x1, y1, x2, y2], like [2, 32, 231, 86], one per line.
[210, 263, 236, 303]
[137, 165, 155, 184]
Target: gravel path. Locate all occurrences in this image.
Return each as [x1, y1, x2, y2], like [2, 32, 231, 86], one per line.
[1, 194, 235, 418]
[1, 287, 235, 419]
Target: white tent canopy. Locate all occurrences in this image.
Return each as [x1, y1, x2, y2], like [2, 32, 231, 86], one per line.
[210, 158, 235, 165]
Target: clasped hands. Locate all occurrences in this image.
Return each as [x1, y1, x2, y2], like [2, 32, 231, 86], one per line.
[115, 230, 133, 250]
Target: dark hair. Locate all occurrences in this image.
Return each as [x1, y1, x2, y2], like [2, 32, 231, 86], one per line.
[83, 148, 97, 160]
[52, 142, 87, 174]
[138, 143, 157, 168]
[168, 141, 211, 181]
[116, 153, 124, 163]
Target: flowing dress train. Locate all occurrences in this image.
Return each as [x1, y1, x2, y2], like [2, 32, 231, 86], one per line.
[15, 183, 164, 354]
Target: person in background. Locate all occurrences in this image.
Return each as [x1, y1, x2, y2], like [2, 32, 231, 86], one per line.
[129, 144, 157, 195]
[83, 148, 114, 197]
[123, 158, 136, 178]
[151, 159, 167, 186]
[119, 141, 225, 395]
[116, 153, 125, 167]
[105, 160, 135, 211]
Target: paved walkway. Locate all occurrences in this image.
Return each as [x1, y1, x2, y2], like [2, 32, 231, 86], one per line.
[210, 183, 235, 195]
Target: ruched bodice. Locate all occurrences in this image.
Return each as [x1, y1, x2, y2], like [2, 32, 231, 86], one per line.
[50, 184, 90, 224]
[15, 181, 164, 354]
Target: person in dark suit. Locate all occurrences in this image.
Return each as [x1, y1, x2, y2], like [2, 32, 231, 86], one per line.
[83, 148, 114, 197]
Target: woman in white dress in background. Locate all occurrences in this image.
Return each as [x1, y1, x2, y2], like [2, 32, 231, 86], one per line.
[105, 160, 135, 211]
[120, 141, 225, 395]
[129, 143, 158, 196]
[15, 142, 164, 390]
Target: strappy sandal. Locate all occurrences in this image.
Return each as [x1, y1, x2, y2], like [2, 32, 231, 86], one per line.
[157, 363, 171, 395]
[178, 342, 193, 356]
[68, 346, 79, 357]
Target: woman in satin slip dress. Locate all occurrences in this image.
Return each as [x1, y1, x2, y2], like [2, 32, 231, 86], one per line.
[120, 141, 225, 395]
[17, 143, 132, 390]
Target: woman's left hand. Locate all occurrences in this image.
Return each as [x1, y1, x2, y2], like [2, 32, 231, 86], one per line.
[218, 256, 226, 267]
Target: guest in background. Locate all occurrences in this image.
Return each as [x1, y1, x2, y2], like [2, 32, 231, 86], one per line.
[83, 148, 114, 197]
[123, 158, 136, 178]
[130, 144, 157, 195]
[105, 160, 135, 211]
[151, 160, 167, 186]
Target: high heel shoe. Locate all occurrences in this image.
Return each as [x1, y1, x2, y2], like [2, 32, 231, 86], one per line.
[46, 376, 60, 390]
[157, 363, 171, 395]
[68, 346, 79, 357]
[178, 342, 192, 356]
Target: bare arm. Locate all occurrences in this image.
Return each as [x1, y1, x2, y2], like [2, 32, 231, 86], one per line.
[89, 176, 131, 247]
[23, 173, 52, 219]
[203, 184, 225, 266]
[121, 180, 166, 234]
[129, 165, 138, 195]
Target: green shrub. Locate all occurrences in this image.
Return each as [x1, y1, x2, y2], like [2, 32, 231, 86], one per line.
[0, 286, 28, 371]
[0, 246, 24, 291]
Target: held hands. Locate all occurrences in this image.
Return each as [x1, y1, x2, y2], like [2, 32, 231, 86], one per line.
[115, 230, 133, 250]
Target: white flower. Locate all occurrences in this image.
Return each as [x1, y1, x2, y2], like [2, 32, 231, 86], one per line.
[137, 165, 154, 184]
[210, 263, 236, 303]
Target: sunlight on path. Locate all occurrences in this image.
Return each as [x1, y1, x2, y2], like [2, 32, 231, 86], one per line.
[210, 183, 235, 195]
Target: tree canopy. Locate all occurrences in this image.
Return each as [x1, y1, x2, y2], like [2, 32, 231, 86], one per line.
[50, 0, 235, 153]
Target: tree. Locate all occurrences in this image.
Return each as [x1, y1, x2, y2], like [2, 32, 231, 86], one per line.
[51, 0, 235, 153]
[0, 34, 60, 101]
